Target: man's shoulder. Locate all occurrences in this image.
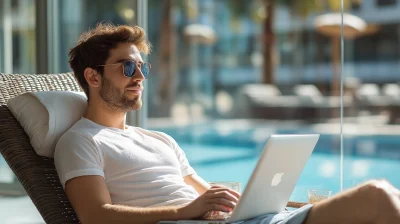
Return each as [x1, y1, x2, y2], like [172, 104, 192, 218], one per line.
[57, 118, 99, 145]
[54, 120, 100, 162]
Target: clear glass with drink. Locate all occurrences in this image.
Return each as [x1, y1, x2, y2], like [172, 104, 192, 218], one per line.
[308, 189, 332, 204]
[208, 181, 241, 193]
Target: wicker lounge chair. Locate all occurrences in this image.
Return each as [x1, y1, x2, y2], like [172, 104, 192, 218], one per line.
[0, 73, 306, 224]
[0, 73, 80, 224]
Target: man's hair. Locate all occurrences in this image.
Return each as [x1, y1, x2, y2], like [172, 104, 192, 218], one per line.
[69, 23, 151, 98]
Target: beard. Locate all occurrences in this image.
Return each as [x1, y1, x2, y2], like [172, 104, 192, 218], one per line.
[99, 76, 142, 112]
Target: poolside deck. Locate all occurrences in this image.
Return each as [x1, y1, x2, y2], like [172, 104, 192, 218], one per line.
[148, 115, 399, 136]
[0, 196, 43, 224]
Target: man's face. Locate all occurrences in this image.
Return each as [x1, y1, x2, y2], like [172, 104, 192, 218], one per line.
[99, 43, 145, 112]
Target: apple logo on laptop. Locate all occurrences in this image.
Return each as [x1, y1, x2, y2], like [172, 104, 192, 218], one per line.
[271, 173, 284, 187]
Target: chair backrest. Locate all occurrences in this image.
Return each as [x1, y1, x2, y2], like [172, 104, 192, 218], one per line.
[0, 73, 81, 223]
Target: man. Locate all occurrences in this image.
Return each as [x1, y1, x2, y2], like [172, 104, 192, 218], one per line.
[55, 23, 400, 224]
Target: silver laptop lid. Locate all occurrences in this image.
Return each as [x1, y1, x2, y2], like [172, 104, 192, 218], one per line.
[228, 134, 319, 222]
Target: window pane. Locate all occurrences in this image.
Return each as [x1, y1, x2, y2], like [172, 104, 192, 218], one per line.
[58, 0, 138, 73]
[344, 2, 400, 189]
[0, 0, 36, 186]
[0, 0, 36, 73]
[147, 0, 341, 203]
[0, 0, 139, 222]
[0, 0, 39, 221]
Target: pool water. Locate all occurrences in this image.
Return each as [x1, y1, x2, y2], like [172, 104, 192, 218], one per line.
[155, 123, 400, 202]
[180, 143, 400, 203]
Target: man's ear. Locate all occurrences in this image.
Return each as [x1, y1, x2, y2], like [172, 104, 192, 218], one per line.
[84, 67, 101, 88]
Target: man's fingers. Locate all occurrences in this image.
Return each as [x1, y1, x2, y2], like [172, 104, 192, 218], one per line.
[206, 188, 240, 202]
[208, 203, 233, 213]
[209, 186, 241, 198]
[207, 198, 236, 209]
[214, 190, 239, 203]
[228, 189, 241, 198]
[208, 185, 228, 192]
[204, 191, 239, 204]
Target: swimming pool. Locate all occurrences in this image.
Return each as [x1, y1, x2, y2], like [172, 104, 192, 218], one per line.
[155, 124, 400, 203]
[179, 143, 400, 202]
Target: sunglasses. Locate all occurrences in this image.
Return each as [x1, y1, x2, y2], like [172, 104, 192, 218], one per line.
[97, 60, 151, 79]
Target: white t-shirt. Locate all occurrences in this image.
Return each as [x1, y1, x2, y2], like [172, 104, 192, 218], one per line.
[54, 117, 199, 207]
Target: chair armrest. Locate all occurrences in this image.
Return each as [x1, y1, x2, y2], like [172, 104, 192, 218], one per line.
[287, 201, 308, 208]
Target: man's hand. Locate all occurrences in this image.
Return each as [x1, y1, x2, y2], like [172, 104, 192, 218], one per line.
[179, 185, 241, 220]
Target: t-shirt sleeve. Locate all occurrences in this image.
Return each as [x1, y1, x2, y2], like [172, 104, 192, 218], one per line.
[54, 131, 104, 188]
[161, 133, 196, 177]
[173, 141, 196, 177]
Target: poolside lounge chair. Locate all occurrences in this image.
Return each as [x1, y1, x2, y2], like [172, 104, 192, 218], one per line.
[293, 84, 355, 119]
[236, 83, 354, 120]
[382, 83, 400, 123]
[0, 73, 306, 224]
[235, 84, 316, 120]
[355, 84, 392, 117]
[234, 84, 289, 119]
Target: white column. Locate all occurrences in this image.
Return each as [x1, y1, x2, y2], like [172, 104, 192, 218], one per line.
[2, 0, 13, 74]
[47, 0, 60, 73]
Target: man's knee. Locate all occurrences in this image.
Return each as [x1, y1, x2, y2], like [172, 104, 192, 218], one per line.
[359, 179, 392, 198]
[359, 180, 398, 210]
[359, 180, 400, 222]
[351, 180, 394, 220]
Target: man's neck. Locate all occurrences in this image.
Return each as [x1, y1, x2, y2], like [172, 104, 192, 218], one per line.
[84, 99, 127, 130]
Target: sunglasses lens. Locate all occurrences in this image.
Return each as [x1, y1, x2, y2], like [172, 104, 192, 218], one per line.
[123, 61, 136, 77]
[141, 63, 150, 78]
[123, 61, 150, 78]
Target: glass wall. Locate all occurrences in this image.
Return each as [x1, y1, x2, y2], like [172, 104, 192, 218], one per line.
[343, 0, 400, 189]
[57, 0, 138, 73]
[0, 0, 139, 179]
[0, 0, 138, 222]
[0, 0, 36, 195]
[0, 0, 36, 74]
[146, 0, 344, 202]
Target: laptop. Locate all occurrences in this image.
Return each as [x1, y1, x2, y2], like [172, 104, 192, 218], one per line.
[159, 134, 320, 224]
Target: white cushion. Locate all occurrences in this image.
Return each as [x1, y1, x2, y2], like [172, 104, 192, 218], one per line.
[293, 85, 322, 97]
[7, 91, 87, 157]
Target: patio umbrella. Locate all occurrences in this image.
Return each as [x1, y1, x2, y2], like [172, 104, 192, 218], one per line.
[314, 13, 368, 97]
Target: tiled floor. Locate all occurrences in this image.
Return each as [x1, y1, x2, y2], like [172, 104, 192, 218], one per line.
[0, 196, 44, 224]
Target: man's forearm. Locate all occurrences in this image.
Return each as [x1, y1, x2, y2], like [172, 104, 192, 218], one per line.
[85, 203, 188, 224]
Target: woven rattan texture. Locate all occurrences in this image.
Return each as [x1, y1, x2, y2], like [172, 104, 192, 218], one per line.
[0, 73, 81, 223]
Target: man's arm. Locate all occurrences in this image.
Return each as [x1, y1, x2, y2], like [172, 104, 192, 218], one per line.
[184, 174, 211, 195]
[66, 175, 239, 224]
[65, 176, 184, 224]
[184, 174, 242, 199]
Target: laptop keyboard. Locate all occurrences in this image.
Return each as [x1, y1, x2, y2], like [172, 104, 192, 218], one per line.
[203, 211, 231, 221]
